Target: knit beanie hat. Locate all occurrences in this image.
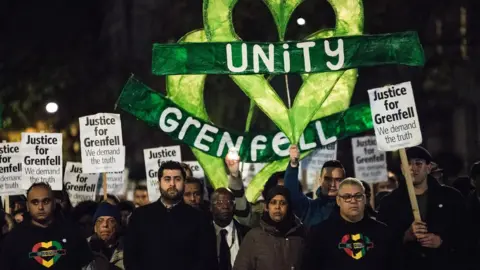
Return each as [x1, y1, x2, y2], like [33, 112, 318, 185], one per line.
[93, 202, 121, 224]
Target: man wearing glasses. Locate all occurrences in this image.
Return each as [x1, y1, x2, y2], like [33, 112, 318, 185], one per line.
[303, 178, 398, 270]
[377, 146, 468, 270]
[210, 188, 250, 270]
[284, 145, 346, 227]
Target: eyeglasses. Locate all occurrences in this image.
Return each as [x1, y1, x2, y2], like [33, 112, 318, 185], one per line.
[338, 193, 365, 202]
[213, 200, 234, 206]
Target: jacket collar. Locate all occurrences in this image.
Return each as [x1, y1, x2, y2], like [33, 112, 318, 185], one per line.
[260, 216, 303, 237]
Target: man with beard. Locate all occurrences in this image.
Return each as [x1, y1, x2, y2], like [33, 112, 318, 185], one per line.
[211, 188, 250, 270]
[124, 161, 218, 270]
[377, 146, 468, 270]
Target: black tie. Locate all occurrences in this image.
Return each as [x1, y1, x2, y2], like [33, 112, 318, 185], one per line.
[219, 229, 231, 270]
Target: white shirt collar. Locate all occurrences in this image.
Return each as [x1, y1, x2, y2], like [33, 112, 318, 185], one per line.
[214, 220, 234, 236]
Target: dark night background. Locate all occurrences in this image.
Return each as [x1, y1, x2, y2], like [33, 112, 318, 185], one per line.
[0, 0, 478, 184]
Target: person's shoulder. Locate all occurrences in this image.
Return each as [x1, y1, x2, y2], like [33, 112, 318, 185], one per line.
[132, 201, 162, 217]
[366, 216, 388, 229]
[439, 184, 464, 201]
[309, 217, 334, 234]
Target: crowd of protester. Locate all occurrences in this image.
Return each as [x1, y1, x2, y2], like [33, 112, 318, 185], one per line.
[0, 145, 479, 270]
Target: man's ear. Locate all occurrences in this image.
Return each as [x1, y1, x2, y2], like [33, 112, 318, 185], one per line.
[426, 163, 432, 174]
[336, 196, 341, 207]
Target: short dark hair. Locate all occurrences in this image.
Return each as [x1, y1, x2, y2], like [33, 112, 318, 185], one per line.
[134, 185, 147, 192]
[185, 177, 204, 195]
[158, 161, 186, 180]
[26, 182, 53, 198]
[181, 163, 193, 176]
[321, 160, 345, 175]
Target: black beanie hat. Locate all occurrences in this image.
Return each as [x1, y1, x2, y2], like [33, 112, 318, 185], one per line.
[93, 202, 121, 224]
[265, 186, 292, 206]
[406, 146, 432, 164]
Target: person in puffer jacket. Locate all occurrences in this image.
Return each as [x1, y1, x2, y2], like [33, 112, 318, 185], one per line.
[233, 186, 306, 270]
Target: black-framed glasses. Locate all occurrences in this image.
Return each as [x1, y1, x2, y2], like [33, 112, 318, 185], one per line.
[212, 200, 234, 206]
[338, 193, 365, 202]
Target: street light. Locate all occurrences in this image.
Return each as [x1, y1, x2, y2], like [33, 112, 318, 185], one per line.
[297, 18, 306, 26]
[45, 102, 58, 114]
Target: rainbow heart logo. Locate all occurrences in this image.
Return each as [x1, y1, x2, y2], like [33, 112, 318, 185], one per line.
[29, 241, 66, 268]
[338, 233, 374, 260]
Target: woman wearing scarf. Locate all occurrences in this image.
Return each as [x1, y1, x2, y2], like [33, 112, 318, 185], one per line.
[233, 186, 306, 270]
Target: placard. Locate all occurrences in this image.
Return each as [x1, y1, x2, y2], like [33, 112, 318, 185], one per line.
[79, 113, 125, 173]
[63, 162, 99, 206]
[301, 143, 337, 191]
[21, 133, 63, 190]
[351, 136, 388, 183]
[0, 142, 22, 195]
[143, 146, 182, 202]
[97, 169, 129, 196]
[368, 81, 422, 151]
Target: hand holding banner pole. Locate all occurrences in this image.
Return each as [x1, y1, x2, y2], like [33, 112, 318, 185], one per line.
[399, 148, 421, 221]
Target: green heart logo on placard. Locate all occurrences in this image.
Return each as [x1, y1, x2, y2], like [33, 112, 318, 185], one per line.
[166, 0, 363, 201]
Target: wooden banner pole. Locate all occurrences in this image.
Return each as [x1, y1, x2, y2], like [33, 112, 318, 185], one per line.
[399, 148, 422, 221]
[5, 196, 10, 214]
[102, 173, 107, 201]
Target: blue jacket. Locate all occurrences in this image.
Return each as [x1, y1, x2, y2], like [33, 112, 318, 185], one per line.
[284, 164, 336, 227]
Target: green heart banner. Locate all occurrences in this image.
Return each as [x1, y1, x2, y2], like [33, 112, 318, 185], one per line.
[153, 31, 425, 75]
[118, 76, 373, 163]
[116, 0, 426, 202]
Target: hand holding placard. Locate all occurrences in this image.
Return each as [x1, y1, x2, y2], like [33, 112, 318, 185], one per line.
[368, 81, 422, 221]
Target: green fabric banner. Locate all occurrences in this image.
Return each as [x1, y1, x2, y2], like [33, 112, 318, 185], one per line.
[118, 76, 373, 163]
[152, 31, 424, 75]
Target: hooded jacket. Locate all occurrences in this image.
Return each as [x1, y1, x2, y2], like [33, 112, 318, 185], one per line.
[233, 218, 305, 270]
[233, 186, 306, 270]
[284, 164, 336, 227]
[377, 175, 468, 270]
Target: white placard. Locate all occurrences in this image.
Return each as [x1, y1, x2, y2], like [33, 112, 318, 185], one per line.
[368, 81, 422, 151]
[63, 162, 99, 206]
[240, 162, 267, 187]
[79, 113, 125, 173]
[183, 161, 209, 201]
[351, 136, 388, 183]
[0, 142, 22, 195]
[143, 146, 182, 202]
[301, 143, 337, 190]
[183, 161, 205, 179]
[97, 169, 129, 196]
[21, 133, 63, 190]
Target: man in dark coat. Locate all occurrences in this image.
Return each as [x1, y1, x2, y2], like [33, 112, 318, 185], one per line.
[124, 161, 218, 270]
[377, 146, 468, 270]
[211, 188, 250, 270]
